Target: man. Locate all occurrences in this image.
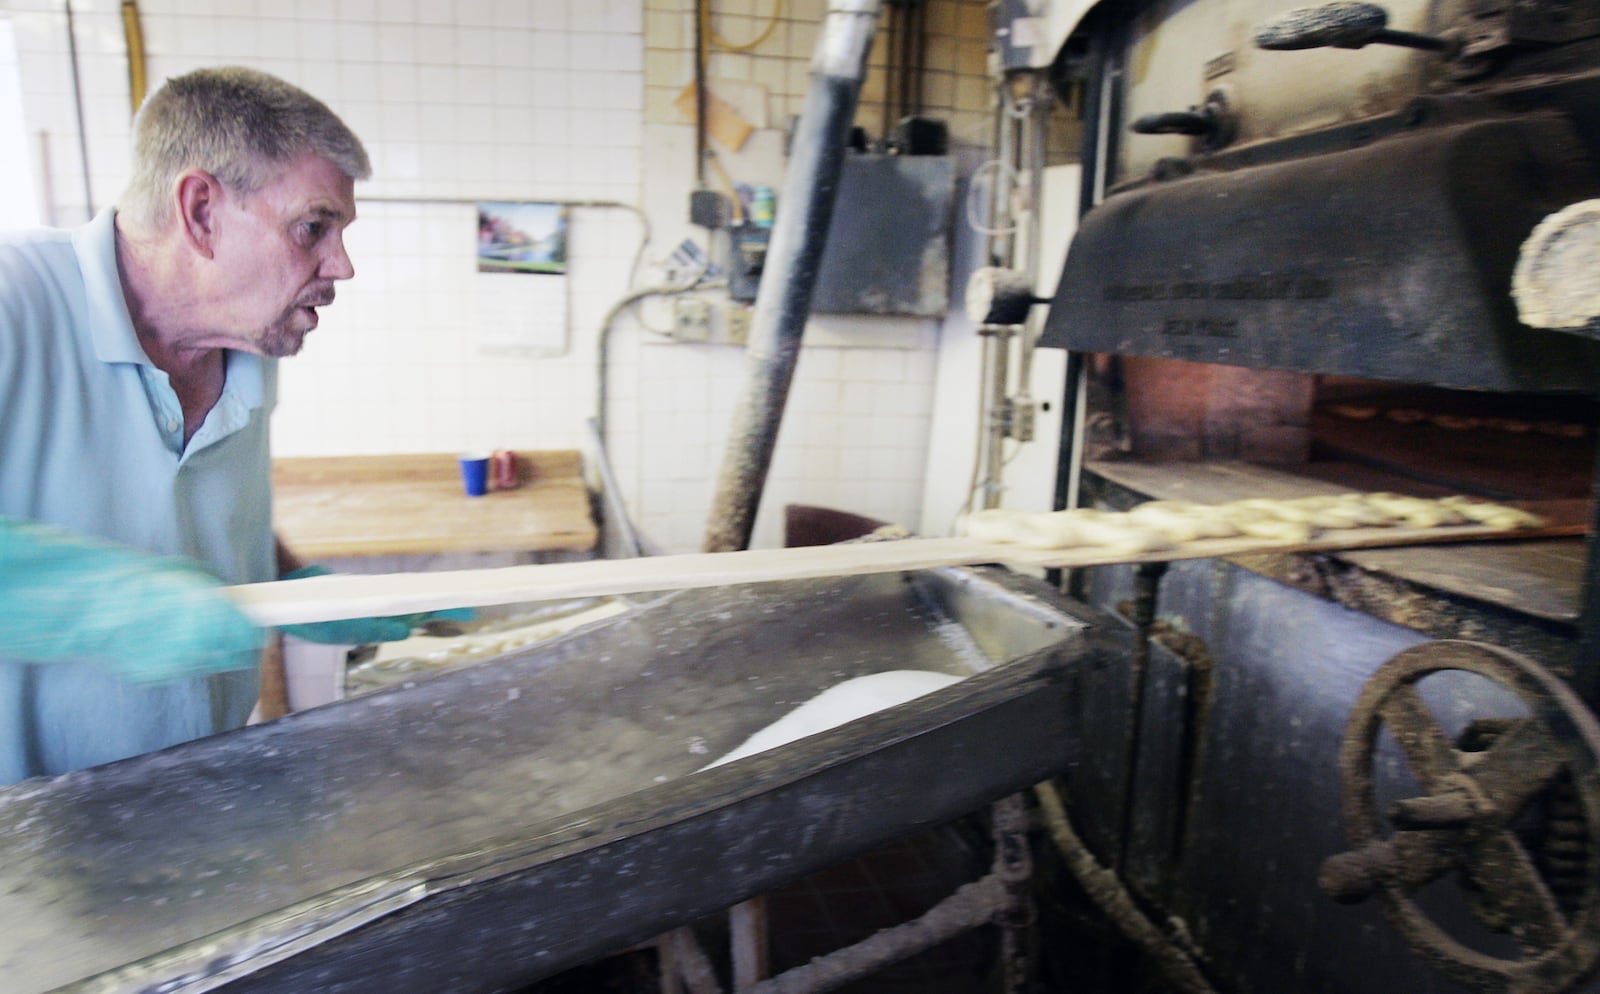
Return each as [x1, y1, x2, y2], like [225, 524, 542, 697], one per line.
[0, 67, 420, 784]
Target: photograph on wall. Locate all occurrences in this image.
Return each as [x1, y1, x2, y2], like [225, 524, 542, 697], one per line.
[476, 201, 569, 274]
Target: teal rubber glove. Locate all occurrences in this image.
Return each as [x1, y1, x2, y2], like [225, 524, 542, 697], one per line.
[277, 564, 476, 644]
[0, 516, 265, 683]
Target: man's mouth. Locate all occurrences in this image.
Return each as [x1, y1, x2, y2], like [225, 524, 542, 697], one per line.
[298, 288, 336, 310]
[295, 291, 335, 326]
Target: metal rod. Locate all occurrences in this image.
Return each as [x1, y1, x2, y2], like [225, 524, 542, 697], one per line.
[121, 0, 147, 114]
[1011, 76, 1053, 455]
[990, 85, 1015, 266]
[586, 416, 644, 558]
[694, 0, 708, 187]
[730, 896, 771, 989]
[1115, 560, 1169, 872]
[909, 0, 926, 117]
[666, 928, 726, 994]
[64, 0, 94, 219]
[879, 3, 895, 137]
[980, 326, 1013, 509]
[37, 130, 57, 227]
[1371, 27, 1453, 52]
[743, 795, 1031, 994]
[1050, 29, 1111, 590]
[702, 0, 883, 553]
[1046, 351, 1085, 592]
[991, 793, 1034, 994]
[743, 877, 1010, 994]
[657, 933, 686, 994]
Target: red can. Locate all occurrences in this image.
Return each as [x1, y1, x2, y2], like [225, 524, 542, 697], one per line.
[490, 449, 519, 490]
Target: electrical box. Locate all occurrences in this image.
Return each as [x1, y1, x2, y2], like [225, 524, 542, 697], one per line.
[672, 297, 713, 342]
[812, 153, 955, 317]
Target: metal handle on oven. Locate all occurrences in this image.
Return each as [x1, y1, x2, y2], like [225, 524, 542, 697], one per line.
[1129, 88, 1238, 152]
[1254, 2, 1458, 55]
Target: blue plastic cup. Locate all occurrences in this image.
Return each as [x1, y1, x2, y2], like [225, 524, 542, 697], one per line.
[458, 453, 490, 496]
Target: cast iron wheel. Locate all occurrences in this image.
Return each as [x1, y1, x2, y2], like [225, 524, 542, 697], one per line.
[1320, 641, 1600, 994]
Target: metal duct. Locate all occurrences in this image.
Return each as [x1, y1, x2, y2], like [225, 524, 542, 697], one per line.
[703, 0, 883, 553]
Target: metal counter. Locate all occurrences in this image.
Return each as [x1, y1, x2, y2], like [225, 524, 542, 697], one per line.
[0, 565, 1124, 994]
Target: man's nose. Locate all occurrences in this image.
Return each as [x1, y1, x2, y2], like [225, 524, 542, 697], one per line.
[322, 235, 355, 280]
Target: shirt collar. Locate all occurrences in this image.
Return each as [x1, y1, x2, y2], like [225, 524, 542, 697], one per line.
[71, 208, 267, 410]
[225, 348, 265, 408]
[72, 208, 148, 366]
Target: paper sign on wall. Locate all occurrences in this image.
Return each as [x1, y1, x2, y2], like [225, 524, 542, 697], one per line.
[475, 201, 569, 354]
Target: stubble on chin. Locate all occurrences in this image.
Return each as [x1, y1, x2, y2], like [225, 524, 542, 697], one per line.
[257, 322, 309, 358]
[255, 307, 320, 358]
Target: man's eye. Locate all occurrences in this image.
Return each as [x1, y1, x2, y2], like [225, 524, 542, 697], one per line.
[300, 221, 325, 241]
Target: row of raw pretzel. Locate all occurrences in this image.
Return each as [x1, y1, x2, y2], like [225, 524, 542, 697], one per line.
[961, 493, 1544, 555]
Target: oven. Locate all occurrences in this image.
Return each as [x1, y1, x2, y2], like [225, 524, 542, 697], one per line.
[1023, 1, 1600, 991]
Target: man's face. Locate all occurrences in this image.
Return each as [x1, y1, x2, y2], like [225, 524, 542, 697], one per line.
[207, 153, 357, 358]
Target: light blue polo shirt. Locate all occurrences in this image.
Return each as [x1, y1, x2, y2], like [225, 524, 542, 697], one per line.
[0, 209, 274, 783]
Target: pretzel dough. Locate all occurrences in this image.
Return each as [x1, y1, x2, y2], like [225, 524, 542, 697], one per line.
[960, 493, 1542, 552]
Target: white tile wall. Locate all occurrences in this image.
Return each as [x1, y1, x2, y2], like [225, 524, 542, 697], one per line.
[2, 0, 997, 555]
[0, 19, 39, 227]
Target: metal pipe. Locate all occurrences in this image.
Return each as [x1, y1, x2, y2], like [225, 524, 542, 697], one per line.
[730, 896, 771, 989]
[879, 3, 895, 136]
[694, 0, 709, 187]
[987, 85, 1015, 266]
[979, 325, 1012, 509]
[121, 0, 147, 114]
[743, 794, 1028, 994]
[37, 130, 56, 227]
[1014, 76, 1051, 395]
[665, 928, 725, 994]
[64, 0, 94, 219]
[991, 793, 1034, 994]
[1115, 560, 1168, 872]
[702, 0, 883, 553]
[744, 876, 1010, 994]
[586, 416, 644, 559]
[1050, 23, 1114, 593]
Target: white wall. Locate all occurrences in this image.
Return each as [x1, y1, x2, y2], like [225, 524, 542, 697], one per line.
[0, 20, 38, 227]
[3, 0, 1002, 554]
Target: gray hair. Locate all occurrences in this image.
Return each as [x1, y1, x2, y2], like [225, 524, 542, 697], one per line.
[121, 66, 371, 230]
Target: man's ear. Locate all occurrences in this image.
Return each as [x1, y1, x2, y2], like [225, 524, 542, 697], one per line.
[174, 170, 222, 260]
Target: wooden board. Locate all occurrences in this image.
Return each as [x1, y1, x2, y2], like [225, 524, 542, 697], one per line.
[227, 510, 1587, 628]
[273, 451, 597, 558]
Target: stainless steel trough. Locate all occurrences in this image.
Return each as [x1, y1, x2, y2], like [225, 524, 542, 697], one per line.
[0, 565, 1125, 994]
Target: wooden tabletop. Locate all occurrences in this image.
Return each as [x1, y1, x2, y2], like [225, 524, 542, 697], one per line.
[273, 451, 597, 558]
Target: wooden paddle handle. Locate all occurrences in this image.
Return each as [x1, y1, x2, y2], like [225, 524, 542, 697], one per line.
[225, 514, 1579, 628]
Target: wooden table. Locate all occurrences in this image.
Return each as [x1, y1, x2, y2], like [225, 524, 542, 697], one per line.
[273, 451, 597, 560]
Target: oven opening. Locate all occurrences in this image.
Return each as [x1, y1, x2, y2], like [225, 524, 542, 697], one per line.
[1310, 376, 1599, 503]
[1089, 355, 1597, 507]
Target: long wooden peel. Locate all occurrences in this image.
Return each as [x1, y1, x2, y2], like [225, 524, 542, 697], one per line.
[225, 513, 1586, 628]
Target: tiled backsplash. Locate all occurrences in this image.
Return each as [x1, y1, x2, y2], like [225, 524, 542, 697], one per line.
[4, 0, 999, 553]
